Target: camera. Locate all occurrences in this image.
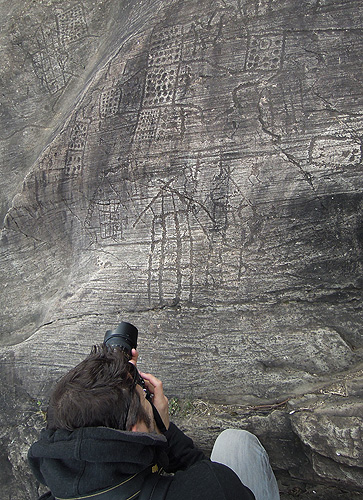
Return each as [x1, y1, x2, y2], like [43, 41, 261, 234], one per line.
[103, 321, 167, 433]
[103, 321, 153, 401]
[104, 321, 138, 358]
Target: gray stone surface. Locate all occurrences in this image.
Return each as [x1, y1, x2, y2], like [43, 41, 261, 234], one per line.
[0, 0, 362, 498]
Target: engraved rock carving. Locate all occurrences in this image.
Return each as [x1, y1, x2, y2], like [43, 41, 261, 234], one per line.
[65, 117, 89, 176]
[209, 163, 230, 234]
[2, 2, 363, 498]
[143, 65, 179, 107]
[134, 108, 161, 144]
[130, 161, 198, 305]
[182, 10, 227, 62]
[132, 153, 250, 304]
[147, 180, 192, 304]
[97, 199, 123, 240]
[309, 136, 362, 169]
[155, 107, 185, 142]
[99, 86, 123, 119]
[245, 33, 285, 72]
[56, 4, 88, 47]
[32, 24, 70, 95]
[24, 3, 89, 95]
[133, 26, 184, 144]
[148, 25, 183, 66]
[120, 59, 147, 113]
[78, 15, 270, 303]
[254, 27, 363, 201]
[147, 31, 183, 113]
[85, 175, 131, 243]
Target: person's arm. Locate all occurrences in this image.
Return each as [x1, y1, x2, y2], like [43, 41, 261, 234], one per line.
[163, 421, 207, 472]
[139, 371, 170, 431]
[140, 371, 206, 472]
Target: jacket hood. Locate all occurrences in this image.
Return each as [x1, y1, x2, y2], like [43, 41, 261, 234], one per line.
[28, 427, 168, 499]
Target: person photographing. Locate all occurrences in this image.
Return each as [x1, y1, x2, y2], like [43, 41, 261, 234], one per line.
[28, 322, 280, 500]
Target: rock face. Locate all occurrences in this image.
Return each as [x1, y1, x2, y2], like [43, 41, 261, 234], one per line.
[0, 0, 362, 498]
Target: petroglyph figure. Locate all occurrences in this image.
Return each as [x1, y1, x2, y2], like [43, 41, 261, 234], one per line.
[32, 25, 69, 94]
[148, 25, 183, 67]
[97, 200, 123, 240]
[134, 109, 161, 143]
[21, 3, 90, 95]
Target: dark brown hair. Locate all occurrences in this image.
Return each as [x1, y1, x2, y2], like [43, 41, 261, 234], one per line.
[46, 345, 151, 431]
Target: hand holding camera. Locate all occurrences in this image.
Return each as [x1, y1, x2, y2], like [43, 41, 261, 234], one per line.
[104, 321, 169, 432]
[139, 370, 170, 431]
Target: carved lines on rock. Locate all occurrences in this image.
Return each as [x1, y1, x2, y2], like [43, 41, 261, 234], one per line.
[32, 25, 69, 94]
[99, 87, 122, 119]
[143, 65, 179, 107]
[245, 33, 285, 72]
[147, 190, 193, 305]
[148, 25, 183, 67]
[309, 136, 362, 169]
[65, 119, 89, 176]
[30, 3, 88, 94]
[133, 26, 184, 143]
[134, 109, 161, 143]
[96, 199, 123, 240]
[56, 4, 88, 46]
[210, 163, 230, 234]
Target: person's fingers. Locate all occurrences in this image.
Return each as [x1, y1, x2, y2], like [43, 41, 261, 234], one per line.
[139, 371, 170, 430]
[129, 349, 138, 366]
[139, 371, 162, 393]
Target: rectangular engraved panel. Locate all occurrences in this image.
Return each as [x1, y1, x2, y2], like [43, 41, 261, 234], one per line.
[143, 65, 179, 107]
[69, 120, 89, 150]
[65, 151, 83, 176]
[99, 87, 122, 119]
[65, 119, 89, 175]
[33, 26, 68, 94]
[97, 200, 122, 239]
[245, 33, 284, 71]
[149, 26, 183, 67]
[134, 109, 161, 142]
[56, 4, 88, 46]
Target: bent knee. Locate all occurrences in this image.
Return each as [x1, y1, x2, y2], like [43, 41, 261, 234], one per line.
[213, 429, 266, 458]
[216, 429, 259, 445]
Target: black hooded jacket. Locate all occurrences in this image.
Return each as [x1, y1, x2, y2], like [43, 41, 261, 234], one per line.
[28, 422, 255, 500]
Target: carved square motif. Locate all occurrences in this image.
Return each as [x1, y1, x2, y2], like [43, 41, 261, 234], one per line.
[33, 52, 65, 93]
[246, 34, 284, 71]
[99, 87, 122, 119]
[97, 200, 122, 239]
[134, 109, 161, 143]
[57, 4, 88, 45]
[65, 151, 83, 175]
[143, 65, 178, 107]
[33, 27, 67, 94]
[149, 26, 183, 67]
[69, 120, 89, 150]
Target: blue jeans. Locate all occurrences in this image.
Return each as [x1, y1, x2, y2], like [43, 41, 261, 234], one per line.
[211, 429, 280, 500]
